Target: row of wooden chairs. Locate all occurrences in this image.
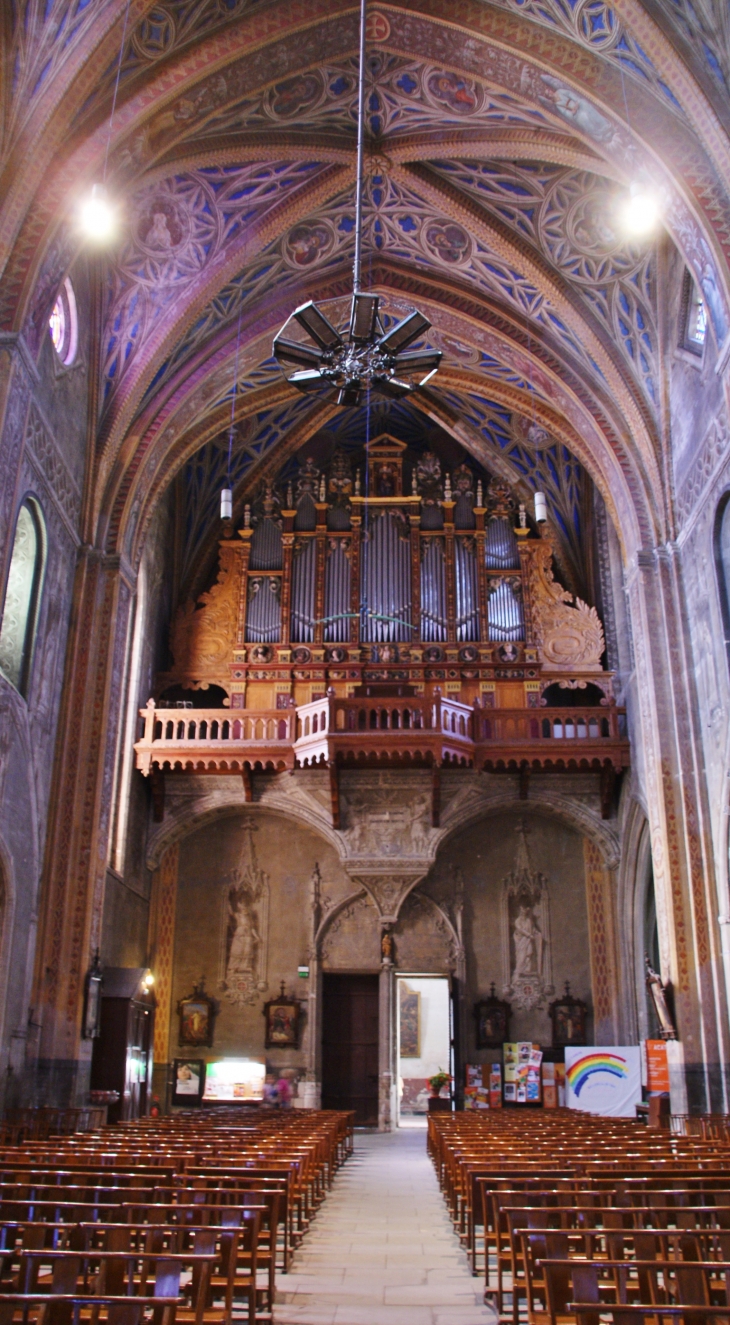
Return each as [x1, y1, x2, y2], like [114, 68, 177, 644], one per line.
[429, 1109, 730, 1325]
[0, 1107, 353, 1324]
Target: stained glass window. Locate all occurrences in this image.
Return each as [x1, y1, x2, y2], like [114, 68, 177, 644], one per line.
[48, 277, 78, 365]
[0, 501, 46, 696]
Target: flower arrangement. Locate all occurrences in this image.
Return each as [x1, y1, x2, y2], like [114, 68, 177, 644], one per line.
[427, 1068, 452, 1096]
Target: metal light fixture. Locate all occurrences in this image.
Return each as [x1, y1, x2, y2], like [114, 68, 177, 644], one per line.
[273, 0, 441, 406]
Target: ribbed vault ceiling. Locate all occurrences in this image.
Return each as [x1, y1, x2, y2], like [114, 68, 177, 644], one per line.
[5, 0, 730, 569]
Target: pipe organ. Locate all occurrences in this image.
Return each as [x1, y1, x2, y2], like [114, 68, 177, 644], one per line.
[161, 434, 610, 716]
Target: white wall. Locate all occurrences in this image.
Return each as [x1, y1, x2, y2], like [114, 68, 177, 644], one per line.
[397, 976, 450, 1116]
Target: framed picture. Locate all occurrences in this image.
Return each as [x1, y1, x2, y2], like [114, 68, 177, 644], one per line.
[172, 1058, 205, 1106]
[263, 983, 301, 1049]
[474, 984, 511, 1049]
[399, 983, 421, 1058]
[177, 980, 217, 1048]
[82, 952, 103, 1039]
[548, 982, 588, 1048]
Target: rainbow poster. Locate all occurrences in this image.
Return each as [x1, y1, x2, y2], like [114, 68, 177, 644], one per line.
[565, 1046, 641, 1117]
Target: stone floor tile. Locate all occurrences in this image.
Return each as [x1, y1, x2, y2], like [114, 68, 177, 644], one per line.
[274, 1130, 499, 1324]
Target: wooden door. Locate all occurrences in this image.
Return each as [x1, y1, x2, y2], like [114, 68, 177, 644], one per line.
[321, 973, 379, 1125]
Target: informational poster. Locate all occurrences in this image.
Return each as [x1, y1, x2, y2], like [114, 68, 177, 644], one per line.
[503, 1042, 541, 1103]
[489, 1064, 502, 1109]
[464, 1063, 503, 1109]
[464, 1064, 490, 1109]
[202, 1058, 266, 1102]
[646, 1039, 670, 1094]
[565, 1047, 641, 1117]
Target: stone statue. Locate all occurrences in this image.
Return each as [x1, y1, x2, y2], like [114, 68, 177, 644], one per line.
[220, 821, 270, 1005]
[512, 903, 544, 982]
[225, 884, 260, 981]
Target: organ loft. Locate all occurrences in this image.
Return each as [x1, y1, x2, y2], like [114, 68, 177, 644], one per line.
[136, 435, 628, 827]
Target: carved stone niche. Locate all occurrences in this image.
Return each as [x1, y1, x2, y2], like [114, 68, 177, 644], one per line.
[161, 539, 244, 693]
[525, 532, 605, 672]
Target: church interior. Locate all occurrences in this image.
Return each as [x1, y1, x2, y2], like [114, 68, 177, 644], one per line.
[3, 0, 730, 1319]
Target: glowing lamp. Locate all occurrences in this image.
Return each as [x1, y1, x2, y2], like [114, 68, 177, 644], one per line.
[220, 488, 233, 521]
[619, 183, 660, 237]
[534, 491, 547, 523]
[78, 184, 117, 243]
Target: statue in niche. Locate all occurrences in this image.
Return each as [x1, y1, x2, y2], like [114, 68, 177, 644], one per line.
[226, 887, 260, 979]
[512, 903, 544, 982]
[501, 823, 554, 1011]
[219, 821, 270, 1005]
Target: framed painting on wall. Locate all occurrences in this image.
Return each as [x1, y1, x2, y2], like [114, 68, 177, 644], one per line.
[177, 980, 217, 1048]
[399, 983, 421, 1058]
[474, 984, 511, 1049]
[172, 1059, 205, 1106]
[263, 984, 301, 1049]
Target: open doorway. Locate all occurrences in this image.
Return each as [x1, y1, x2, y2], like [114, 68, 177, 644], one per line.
[397, 975, 451, 1126]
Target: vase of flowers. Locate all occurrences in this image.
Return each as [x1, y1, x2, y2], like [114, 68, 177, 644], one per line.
[427, 1069, 452, 1098]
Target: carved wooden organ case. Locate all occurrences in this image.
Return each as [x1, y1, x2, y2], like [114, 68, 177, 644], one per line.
[162, 435, 609, 711]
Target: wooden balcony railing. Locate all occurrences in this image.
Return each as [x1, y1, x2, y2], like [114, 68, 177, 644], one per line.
[134, 701, 295, 775]
[135, 696, 629, 778]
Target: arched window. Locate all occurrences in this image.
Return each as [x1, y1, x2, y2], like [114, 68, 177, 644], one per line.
[48, 277, 78, 366]
[0, 500, 46, 697]
[679, 267, 706, 357]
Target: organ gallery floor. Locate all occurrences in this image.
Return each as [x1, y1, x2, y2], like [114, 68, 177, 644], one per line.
[274, 1128, 496, 1324]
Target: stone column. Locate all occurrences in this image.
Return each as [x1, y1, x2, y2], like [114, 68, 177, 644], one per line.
[29, 547, 135, 1105]
[627, 544, 730, 1111]
[148, 843, 179, 1111]
[304, 863, 323, 1109]
[379, 945, 395, 1131]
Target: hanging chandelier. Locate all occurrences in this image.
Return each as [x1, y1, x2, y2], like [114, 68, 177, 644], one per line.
[272, 0, 441, 407]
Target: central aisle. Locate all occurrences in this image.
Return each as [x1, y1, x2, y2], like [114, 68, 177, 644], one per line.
[274, 1127, 498, 1325]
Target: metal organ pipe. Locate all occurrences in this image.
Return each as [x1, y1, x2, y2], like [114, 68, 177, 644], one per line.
[454, 538, 479, 641]
[488, 577, 524, 641]
[361, 511, 411, 641]
[485, 517, 520, 569]
[245, 577, 282, 642]
[324, 541, 351, 642]
[290, 539, 317, 642]
[245, 517, 283, 642]
[420, 540, 446, 641]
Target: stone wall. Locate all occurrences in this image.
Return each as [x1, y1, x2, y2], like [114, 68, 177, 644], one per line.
[157, 795, 599, 1113]
[0, 260, 92, 1111]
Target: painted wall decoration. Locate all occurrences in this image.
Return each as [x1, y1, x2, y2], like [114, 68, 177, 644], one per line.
[565, 1046, 642, 1117]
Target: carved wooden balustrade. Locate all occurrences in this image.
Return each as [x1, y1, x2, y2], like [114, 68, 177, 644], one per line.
[135, 696, 629, 776]
[134, 701, 296, 775]
[134, 693, 629, 822]
[473, 704, 628, 771]
[293, 693, 475, 767]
